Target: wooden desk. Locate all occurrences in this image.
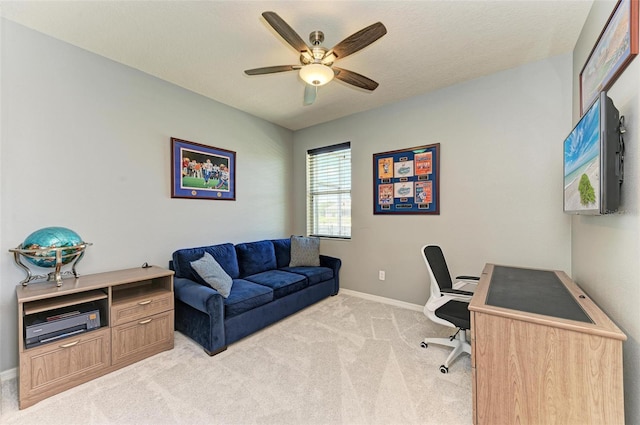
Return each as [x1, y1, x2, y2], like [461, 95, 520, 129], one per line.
[469, 264, 626, 425]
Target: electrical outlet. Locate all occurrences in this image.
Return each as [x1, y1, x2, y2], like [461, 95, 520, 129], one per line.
[379, 270, 385, 281]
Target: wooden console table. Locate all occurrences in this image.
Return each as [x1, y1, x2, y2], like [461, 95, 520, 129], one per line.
[469, 264, 626, 425]
[16, 265, 174, 409]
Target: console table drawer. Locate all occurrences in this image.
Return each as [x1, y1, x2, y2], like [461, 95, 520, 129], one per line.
[111, 310, 174, 365]
[20, 328, 110, 402]
[111, 291, 173, 326]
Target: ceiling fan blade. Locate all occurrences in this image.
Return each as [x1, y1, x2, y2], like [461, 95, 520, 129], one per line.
[244, 65, 300, 75]
[333, 67, 379, 91]
[303, 84, 317, 106]
[262, 11, 312, 56]
[329, 22, 387, 60]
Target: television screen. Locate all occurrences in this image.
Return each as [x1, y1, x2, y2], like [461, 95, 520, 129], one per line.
[563, 97, 601, 214]
[563, 92, 622, 215]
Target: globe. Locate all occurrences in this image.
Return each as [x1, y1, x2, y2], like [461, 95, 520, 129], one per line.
[21, 227, 84, 268]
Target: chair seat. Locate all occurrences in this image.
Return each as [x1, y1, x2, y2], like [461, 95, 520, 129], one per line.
[435, 300, 470, 330]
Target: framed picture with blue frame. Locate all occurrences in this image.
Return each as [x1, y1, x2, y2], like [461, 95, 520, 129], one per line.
[171, 137, 236, 200]
[373, 143, 440, 215]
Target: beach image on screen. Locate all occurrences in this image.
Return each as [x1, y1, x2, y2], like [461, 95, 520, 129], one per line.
[564, 98, 600, 211]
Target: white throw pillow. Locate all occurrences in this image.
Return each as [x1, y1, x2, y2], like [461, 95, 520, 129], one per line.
[289, 235, 320, 267]
[190, 252, 233, 298]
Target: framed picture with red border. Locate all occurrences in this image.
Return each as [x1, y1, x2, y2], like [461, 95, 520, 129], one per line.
[373, 143, 440, 215]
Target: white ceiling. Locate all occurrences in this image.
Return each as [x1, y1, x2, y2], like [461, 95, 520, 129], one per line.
[1, 0, 594, 131]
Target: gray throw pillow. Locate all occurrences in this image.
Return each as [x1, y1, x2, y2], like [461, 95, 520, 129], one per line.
[289, 235, 320, 267]
[190, 252, 233, 298]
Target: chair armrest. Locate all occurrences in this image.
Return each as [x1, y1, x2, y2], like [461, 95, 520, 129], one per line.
[174, 277, 223, 315]
[441, 288, 475, 297]
[426, 290, 473, 312]
[453, 277, 478, 293]
[456, 275, 479, 281]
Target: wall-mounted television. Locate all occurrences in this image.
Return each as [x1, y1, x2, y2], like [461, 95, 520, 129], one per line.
[563, 91, 623, 215]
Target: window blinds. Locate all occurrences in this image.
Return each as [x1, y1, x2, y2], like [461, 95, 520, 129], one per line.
[307, 142, 351, 238]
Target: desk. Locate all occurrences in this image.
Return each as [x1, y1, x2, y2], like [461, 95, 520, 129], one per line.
[469, 264, 626, 425]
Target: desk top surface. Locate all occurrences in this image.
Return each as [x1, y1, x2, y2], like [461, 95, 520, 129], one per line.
[486, 266, 592, 323]
[469, 264, 626, 341]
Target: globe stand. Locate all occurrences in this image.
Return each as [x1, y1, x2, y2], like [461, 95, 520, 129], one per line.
[9, 243, 92, 286]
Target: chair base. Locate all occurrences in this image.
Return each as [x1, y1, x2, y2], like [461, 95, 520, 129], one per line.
[422, 328, 471, 371]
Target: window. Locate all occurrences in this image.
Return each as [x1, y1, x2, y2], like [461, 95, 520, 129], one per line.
[307, 142, 351, 238]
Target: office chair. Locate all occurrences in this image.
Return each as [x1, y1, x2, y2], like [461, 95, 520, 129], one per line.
[420, 245, 479, 373]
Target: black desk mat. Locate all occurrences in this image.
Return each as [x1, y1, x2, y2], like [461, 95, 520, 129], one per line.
[486, 266, 592, 323]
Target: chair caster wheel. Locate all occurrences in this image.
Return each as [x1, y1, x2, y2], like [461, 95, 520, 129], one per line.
[420, 342, 428, 349]
[439, 365, 449, 374]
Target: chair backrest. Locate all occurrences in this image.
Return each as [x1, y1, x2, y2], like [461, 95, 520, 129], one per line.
[422, 245, 454, 291]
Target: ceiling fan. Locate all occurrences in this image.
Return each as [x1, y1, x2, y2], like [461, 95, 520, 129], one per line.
[245, 12, 387, 106]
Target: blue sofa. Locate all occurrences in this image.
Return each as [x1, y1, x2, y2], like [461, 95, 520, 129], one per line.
[170, 238, 341, 355]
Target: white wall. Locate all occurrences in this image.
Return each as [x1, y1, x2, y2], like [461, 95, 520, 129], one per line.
[572, 2, 640, 423]
[293, 54, 573, 305]
[0, 20, 293, 372]
[0, 15, 4, 411]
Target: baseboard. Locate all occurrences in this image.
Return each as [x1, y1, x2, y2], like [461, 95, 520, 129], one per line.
[339, 288, 423, 312]
[1, 367, 17, 382]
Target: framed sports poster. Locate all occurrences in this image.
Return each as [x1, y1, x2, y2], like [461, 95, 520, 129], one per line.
[373, 143, 440, 215]
[171, 137, 236, 200]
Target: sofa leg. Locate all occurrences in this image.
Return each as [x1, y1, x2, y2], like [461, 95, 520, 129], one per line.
[204, 346, 228, 356]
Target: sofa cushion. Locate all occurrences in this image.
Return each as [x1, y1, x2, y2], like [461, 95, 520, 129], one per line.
[224, 279, 274, 318]
[244, 270, 308, 299]
[280, 266, 334, 286]
[173, 243, 240, 281]
[190, 252, 233, 298]
[271, 238, 291, 269]
[289, 236, 320, 267]
[235, 240, 277, 277]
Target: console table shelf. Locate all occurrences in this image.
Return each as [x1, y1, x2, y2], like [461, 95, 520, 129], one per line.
[16, 265, 174, 409]
[23, 290, 108, 315]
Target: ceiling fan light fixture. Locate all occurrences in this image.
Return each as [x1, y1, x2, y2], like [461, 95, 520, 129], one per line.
[299, 63, 334, 86]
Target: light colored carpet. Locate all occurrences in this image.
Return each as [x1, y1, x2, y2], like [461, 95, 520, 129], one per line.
[1, 293, 472, 425]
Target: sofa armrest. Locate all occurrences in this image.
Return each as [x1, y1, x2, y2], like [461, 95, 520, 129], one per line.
[320, 255, 341, 273]
[174, 277, 227, 355]
[320, 255, 342, 294]
[174, 277, 223, 315]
